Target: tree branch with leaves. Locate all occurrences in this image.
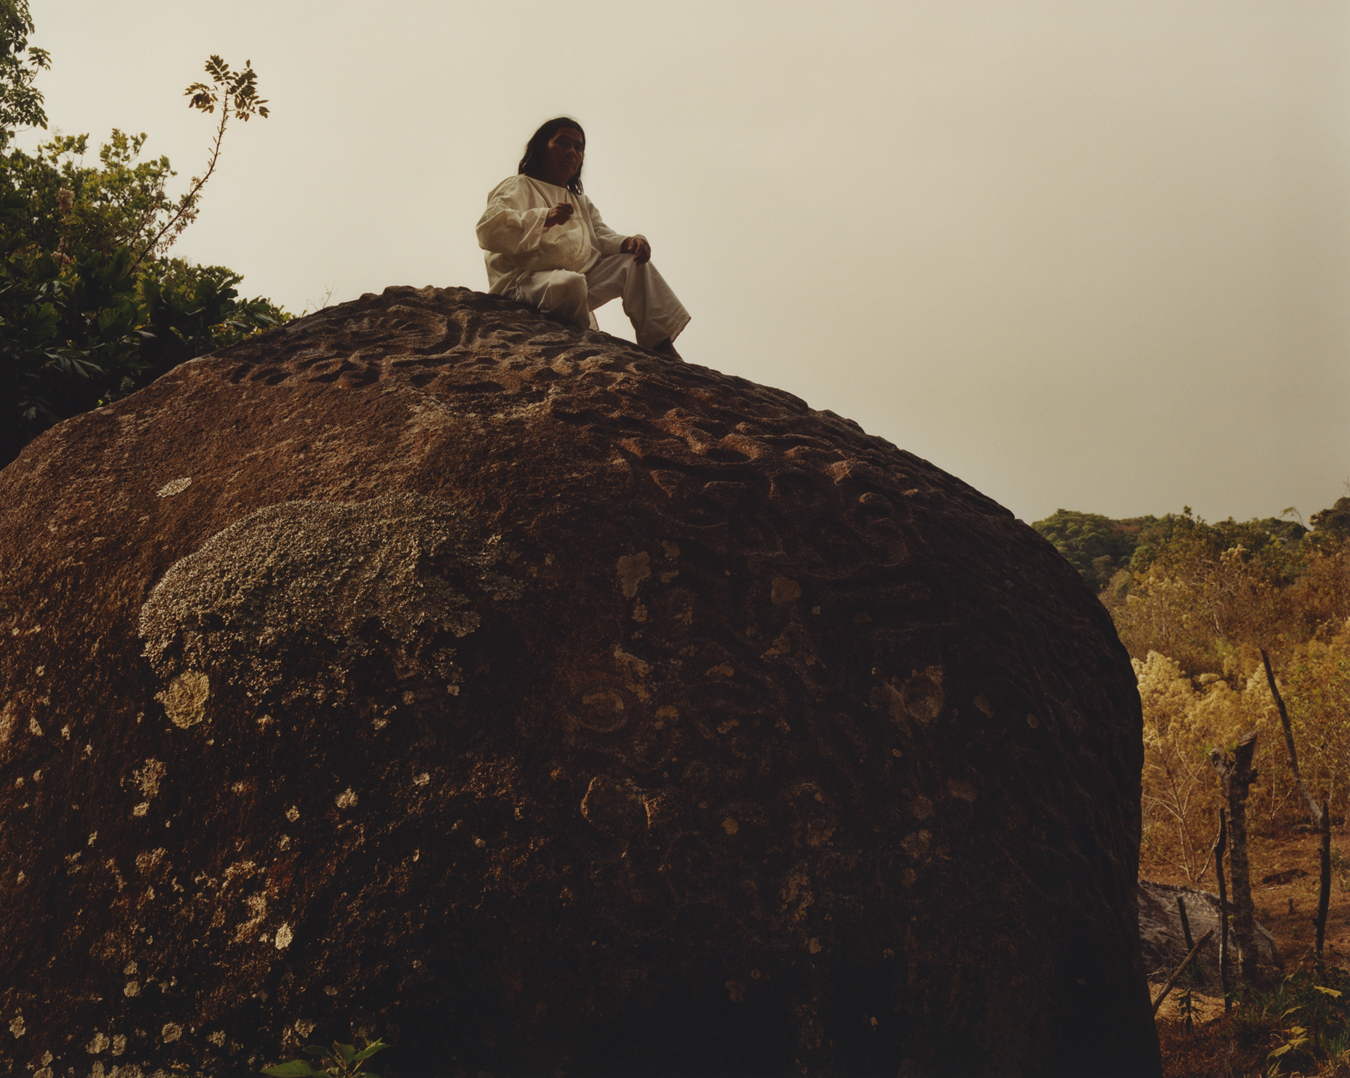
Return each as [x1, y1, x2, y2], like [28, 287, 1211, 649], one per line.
[129, 55, 269, 273]
[0, 0, 48, 150]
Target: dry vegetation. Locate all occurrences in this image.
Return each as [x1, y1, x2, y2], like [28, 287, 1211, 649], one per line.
[1150, 829, 1350, 1078]
[1050, 500, 1350, 1076]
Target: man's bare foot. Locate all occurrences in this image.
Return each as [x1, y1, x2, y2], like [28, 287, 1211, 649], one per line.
[653, 337, 684, 362]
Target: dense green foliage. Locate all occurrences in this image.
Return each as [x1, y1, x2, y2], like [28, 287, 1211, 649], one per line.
[0, 5, 286, 465]
[1030, 507, 1311, 594]
[1312, 497, 1350, 540]
[1029, 508, 1155, 590]
[0, 0, 47, 151]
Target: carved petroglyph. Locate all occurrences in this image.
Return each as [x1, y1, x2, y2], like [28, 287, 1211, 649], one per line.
[580, 776, 647, 842]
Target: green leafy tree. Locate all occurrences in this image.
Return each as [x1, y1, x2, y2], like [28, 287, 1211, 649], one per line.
[139, 53, 269, 271]
[1310, 496, 1350, 542]
[0, 0, 48, 150]
[1030, 508, 1152, 591]
[0, 37, 286, 466]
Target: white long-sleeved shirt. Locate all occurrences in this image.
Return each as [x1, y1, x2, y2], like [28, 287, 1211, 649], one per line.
[476, 175, 629, 296]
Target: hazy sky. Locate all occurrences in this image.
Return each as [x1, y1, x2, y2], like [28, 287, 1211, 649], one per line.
[19, 1, 1350, 525]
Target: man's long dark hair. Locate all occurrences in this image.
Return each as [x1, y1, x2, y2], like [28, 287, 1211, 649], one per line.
[518, 116, 585, 194]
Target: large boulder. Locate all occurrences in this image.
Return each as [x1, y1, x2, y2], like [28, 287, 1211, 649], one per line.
[1138, 879, 1282, 982]
[0, 286, 1160, 1077]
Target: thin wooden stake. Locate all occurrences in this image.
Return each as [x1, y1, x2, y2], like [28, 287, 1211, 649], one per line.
[1213, 810, 1230, 1008]
[1177, 896, 1206, 988]
[1261, 647, 1323, 827]
[1317, 799, 1332, 981]
[1152, 928, 1216, 1016]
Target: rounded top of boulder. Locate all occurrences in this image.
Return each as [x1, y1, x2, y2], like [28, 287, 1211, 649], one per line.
[0, 286, 1158, 1076]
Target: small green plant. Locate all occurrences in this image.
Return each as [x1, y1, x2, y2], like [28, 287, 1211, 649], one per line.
[1266, 1023, 1312, 1076]
[261, 1038, 387, 1077]
[1176, 986, 1196, 1034]
[1253, 971, 1349, 1075]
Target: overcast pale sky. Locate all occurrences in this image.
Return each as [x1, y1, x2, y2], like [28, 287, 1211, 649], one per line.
[19, 1, 1350, 525]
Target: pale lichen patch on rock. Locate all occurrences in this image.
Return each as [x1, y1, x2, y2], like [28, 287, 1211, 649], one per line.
[611, 646, 652, 702]
[235, 893, 268, 943]
[155, 477, 192, 499]
[133, 759, 166, 799]
[0, 699, 15, 748]
[616, 552, 650, 599]
[781, 872, 814, 924]
[137, 492, 507, 714]
[156, 671, 209, 729]
[880, 666, 946, 727]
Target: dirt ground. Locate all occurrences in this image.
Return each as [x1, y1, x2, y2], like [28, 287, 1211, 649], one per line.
[1145, 826, 1350, 1076]
[1144, 827, 1350, 980]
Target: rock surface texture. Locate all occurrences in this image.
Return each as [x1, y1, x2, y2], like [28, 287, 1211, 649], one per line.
[0, 286, 1160, 1077]
[1138, 879, 1282, 981]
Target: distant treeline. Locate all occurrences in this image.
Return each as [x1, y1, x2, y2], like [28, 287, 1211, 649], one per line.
[1031, 500, 1350, 595]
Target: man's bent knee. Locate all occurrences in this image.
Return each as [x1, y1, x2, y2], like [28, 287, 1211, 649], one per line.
[536, 271, 589, 325]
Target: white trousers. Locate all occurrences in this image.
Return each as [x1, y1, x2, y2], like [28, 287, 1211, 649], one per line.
[509, 253, 690, 350]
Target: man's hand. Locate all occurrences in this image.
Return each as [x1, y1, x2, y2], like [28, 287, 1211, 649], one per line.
[544, 203, 575, 228]
[621, 234, 651, 264]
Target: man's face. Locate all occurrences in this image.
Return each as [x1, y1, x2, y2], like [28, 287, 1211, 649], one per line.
[542, 127, 585, 187]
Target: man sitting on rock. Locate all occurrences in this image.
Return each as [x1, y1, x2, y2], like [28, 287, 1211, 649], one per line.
[476, 117, 689, 361]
